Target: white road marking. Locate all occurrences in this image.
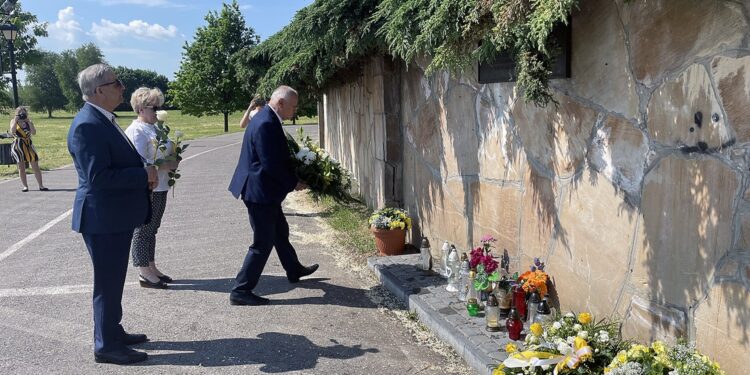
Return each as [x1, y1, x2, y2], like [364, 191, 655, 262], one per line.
[0, 141, 241, 264]
[0, 209, 73, 263]
[181, 141, 241, 161]
[0, 282, 138, 298]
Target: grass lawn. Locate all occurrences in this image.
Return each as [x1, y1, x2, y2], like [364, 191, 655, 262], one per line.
[0, 109, 317, 179]
[317, 197, 376, 256]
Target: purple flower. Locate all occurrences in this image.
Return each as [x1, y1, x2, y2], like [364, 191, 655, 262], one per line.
[534, 257, 545, 271]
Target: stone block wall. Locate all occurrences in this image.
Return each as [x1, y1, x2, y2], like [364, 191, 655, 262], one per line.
[321, 1, 750, 373]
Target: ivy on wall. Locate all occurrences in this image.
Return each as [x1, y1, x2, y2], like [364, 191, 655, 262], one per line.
[250, 0, 579, 106]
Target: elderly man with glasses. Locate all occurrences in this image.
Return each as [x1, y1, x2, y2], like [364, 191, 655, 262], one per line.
[67, 64, 158, 364]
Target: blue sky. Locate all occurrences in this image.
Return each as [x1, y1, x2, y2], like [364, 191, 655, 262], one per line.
[20, 0, 313, 81]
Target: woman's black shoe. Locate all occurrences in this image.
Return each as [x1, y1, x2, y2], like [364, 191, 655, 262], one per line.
[157, 274, 173, 283]
[139, 275, 168, 289]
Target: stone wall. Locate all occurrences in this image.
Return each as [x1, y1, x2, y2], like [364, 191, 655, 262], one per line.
[321, 1, 750, 373]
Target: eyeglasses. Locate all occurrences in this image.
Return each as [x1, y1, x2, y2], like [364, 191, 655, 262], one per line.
[98, 79, 124, 88]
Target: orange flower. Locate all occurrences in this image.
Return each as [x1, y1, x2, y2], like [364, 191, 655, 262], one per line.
[519, 270, 549, 297]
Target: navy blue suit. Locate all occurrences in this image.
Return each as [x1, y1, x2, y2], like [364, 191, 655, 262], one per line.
[68, 103, 150, 354]
[228, 106, 305, 295]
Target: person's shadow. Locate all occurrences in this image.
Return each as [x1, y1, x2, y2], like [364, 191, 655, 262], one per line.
[168, 275, 378, 309]
[137, 332, 378, 371]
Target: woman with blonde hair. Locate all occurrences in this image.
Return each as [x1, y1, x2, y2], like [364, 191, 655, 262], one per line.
[125, 87, 179, 289]
[9, 106, 48, 192]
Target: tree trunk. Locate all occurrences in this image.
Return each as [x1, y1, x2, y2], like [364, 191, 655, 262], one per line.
[48, 109, 53, 118]
[223, 111, 229, 133]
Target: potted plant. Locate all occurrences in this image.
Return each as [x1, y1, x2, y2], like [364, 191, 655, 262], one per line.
[368, 207, 412, 255]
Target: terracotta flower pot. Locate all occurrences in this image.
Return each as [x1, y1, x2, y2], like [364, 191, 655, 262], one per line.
[371, 227, 406, 256]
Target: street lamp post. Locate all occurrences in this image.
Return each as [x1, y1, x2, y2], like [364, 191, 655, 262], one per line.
[0, 23, 18, 108]
[1, 0, 18, 108]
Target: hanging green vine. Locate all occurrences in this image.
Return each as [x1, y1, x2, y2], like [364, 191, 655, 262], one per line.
[249, 0, 579, 106]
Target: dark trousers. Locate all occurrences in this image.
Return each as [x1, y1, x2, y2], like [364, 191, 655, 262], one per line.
[82, 231, 133, 354]
[232, 202, 304, 295]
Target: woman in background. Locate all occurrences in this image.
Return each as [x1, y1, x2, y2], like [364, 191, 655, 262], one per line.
[239, 96, 266, 129]
[9, 107, 48, 192]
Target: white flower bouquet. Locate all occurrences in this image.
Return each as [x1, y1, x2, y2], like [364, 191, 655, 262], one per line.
[286, 128, 356, 202]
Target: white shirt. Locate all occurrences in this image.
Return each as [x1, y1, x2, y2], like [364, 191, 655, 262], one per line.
[124, 119, 172, 192]
[269, 105, 283, 125]
[86, 102, 134, 149]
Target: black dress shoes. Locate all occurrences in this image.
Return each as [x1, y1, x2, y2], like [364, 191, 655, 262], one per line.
[94, 348, 148, 364]
[288, 264, 319, 283]
[123, 333, 149, 345]
[229, 292, 270, 306]
[139, 275, 168, 289]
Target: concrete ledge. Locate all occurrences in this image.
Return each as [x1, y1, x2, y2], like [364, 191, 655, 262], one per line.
[368, 254, 514, 375]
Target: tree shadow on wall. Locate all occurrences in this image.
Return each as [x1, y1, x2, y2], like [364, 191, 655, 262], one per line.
[638, 154, 750, 345]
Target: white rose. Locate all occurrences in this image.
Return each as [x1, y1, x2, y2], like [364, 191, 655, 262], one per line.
[156, 110, 168, 121]
[577, 331, 588, 339]
[573, 324, 582, 331]
[295, 150, 307, 161]
[557, 341, 569, 353]
[565, 312, 575, 319]
[552, 322, 562, 330]
[598, 332, 610, 343]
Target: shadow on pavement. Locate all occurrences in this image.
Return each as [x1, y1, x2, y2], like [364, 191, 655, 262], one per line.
[169, 275, 378, 308]
[136, 332, 378, 371]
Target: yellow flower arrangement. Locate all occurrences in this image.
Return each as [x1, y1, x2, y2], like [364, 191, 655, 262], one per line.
[505, 343, 518, 353]
[369, 207, 412, 231]
[530, 323, 543, 336]
[578, 312, 592, 325]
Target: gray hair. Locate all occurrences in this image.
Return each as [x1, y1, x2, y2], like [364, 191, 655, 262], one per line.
[270, 85, 298, 103]
[130, 87, 165, 113]
[78, 64, 115, 101]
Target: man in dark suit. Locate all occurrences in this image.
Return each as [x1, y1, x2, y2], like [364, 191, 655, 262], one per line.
[67, 64, 158, 364]
[228, 85, 318, 306]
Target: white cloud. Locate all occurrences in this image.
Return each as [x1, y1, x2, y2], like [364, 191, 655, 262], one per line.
[97, 0, 185, 7]
[47, 7, 82, 44]
[90, 19, 178, 44]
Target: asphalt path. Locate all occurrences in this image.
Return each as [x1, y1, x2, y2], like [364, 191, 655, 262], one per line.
[0, 125, 468, 374]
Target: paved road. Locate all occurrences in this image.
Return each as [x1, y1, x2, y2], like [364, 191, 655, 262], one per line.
[0, 126, 468, 374]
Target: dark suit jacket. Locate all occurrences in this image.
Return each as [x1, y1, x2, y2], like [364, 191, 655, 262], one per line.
[67, 103, 151, 234]
[228, 105, 298, 204]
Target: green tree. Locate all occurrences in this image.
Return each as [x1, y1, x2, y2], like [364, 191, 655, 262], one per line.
[24, 51, 67, 117]
[114, 66, 169, 112]
[0, 0, 48, 110]
[170, 1, 259, 132]
[54, 43, 105, 111]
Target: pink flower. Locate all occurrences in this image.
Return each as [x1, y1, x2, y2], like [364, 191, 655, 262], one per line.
[480, 234, 497, 244]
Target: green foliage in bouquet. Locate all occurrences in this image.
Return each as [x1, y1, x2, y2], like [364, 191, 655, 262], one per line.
[286, 128, 356, 202]
[368, 207, 412, 231]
